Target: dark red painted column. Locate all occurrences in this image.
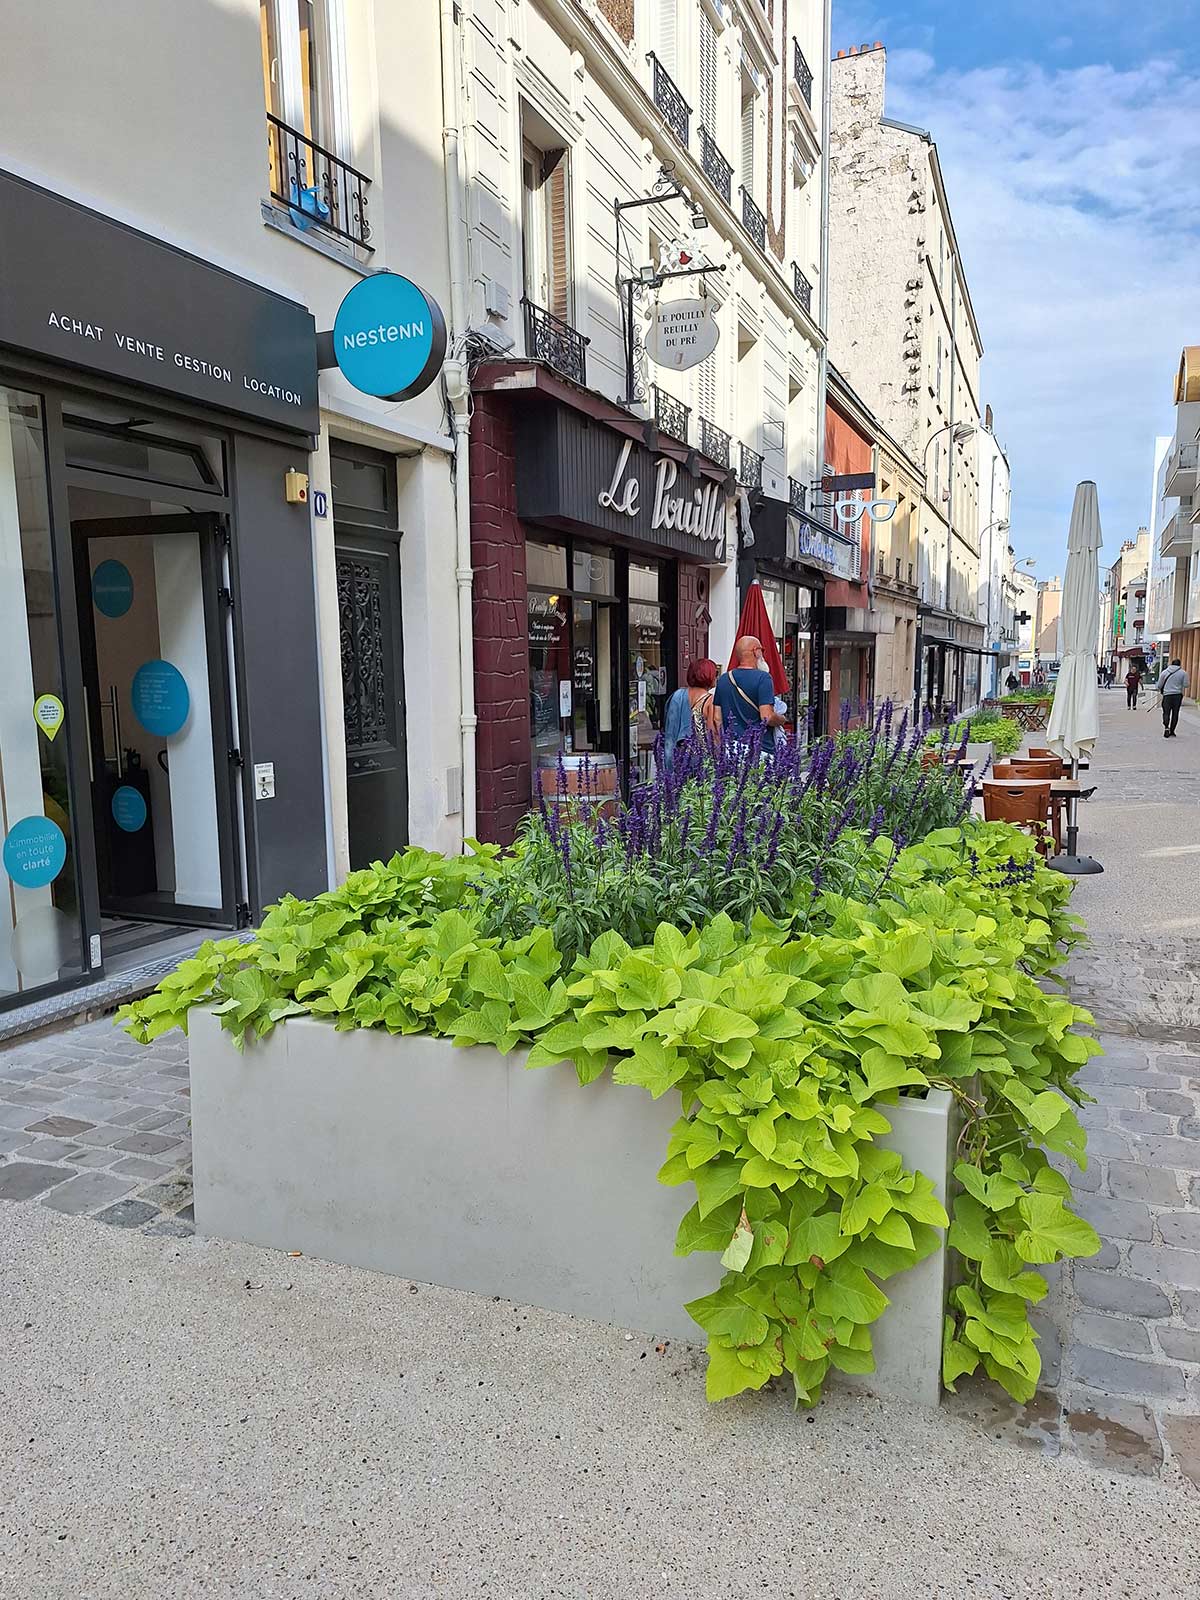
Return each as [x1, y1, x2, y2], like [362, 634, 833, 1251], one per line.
[470, 394, 531, 845]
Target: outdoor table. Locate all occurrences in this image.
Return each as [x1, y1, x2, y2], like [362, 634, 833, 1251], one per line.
[982, 777, 1094, 862]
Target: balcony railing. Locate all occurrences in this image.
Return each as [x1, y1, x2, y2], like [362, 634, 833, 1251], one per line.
[267, 114, 373, 250]
[794, 41, 814, 108]
[738, 443, 763, 491]
[1166, 439, 1199, 491]
[698, 125, 732, 205]
[788, 476, 807, 514]
[653, 385, 690, 444]
[647, 52, 690, 147]
[522, 299, 589, 385]
[740, 188, 767, 253]
[699, 417, 730, 469]
[792, 262, 813, 316]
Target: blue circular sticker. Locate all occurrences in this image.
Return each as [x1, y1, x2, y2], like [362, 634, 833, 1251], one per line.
[92, 559, 134, 618]
[131, 659, 190, 738]
[3, 815, 67, 889]
[112, 784, 148, 832]
[332, 273, 447, 401]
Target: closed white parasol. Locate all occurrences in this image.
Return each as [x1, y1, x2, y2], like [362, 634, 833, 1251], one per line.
[1047, 480, 1103, 873]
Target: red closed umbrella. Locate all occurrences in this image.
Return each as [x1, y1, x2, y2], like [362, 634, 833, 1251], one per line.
[728, 581, 788, 696]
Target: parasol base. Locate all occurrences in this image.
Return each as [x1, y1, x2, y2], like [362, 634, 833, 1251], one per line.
[1048, 853, 1103, 876]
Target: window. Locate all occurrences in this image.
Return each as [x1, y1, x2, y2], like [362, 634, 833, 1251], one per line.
[740, 92, 756, 196]
[936, 336, 943, 401]
[260, 0, 340, 151]
[521, 135, 572, 322]
[656, 0, 678, 74]
[699, 13, 718, 132]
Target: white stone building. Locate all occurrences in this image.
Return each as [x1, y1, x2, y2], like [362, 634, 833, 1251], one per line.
[0, 0, 465, 1013]
[1156, 348, 1200, 686]
[825, 42, 985, 713]
[1145, 435, 1175, 670]
[975, 407, 1013, 700]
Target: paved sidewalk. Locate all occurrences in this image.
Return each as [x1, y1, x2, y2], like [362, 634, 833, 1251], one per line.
[0, 1021, 193, 1234]
[1034, 690, 1200, 1483]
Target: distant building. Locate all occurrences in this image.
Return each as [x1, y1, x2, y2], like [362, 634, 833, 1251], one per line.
[1155, 348, 1200, 687]
[1035, 578, 1063, 669]
[1101, 529, 1152, 672]
[1145, 436, 1175, 673]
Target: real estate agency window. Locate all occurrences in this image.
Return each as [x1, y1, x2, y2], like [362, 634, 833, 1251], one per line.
[521, 113, 572, 323]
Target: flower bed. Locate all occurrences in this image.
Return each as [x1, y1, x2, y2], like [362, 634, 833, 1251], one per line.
[121, 709, 1101, 1408]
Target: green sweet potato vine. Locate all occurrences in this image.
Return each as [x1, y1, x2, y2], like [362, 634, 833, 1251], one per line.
[118, 821, 1099, 1409]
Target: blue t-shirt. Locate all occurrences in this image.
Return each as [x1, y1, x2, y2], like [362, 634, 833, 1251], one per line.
[715, 668, 775, 750]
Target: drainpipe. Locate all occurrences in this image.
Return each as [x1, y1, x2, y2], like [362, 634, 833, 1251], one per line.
[815, 0, 833, 471]
[440, 0, 477, 843]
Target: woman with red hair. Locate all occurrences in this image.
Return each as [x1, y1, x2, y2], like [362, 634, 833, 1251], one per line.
[663, 657, 721, 765]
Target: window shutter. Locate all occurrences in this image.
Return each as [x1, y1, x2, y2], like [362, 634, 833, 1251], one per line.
[657, 0, 677, 75]
[545, 151, 571, 322]
[699, 16, 717, 131]
[741, 97, 755, 194]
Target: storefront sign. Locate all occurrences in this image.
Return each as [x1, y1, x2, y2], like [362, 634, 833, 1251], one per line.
[645, 297, 719, 372]
[516, 403, 729, 563]
[785, 515, 858, 581]
[32, 694, 65, 742]
[0, 169, 319, 433]
[330, 273, 447, 401]
[3, 815, 67, 889]
[131, 659, 190, 738]
[92, 559, 134, 618]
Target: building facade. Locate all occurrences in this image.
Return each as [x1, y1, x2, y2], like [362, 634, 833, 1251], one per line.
[1145, 434, 1175, 671]
[825, 42, 986, 717]
[1156, 348, 1200, 686]
[976, 407, 1014, 700]
[0, 0, 464, 1013]
[1101, 529, 1151, 676]
[451, 0, 835, 838]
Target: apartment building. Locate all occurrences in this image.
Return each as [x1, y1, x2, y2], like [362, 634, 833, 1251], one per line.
[976, 407, 1014, 700]
[1100, 528, 1151, 674]
[1156, 347, 1200, 685]
[825, 42, 985, 715]
[1146, 435, 1176, 667]
[0, 0, 461, 1015]
[452, 0, 836, 836]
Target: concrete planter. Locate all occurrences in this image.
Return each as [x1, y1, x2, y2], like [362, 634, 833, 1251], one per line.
[189, 1011, 953, 1407]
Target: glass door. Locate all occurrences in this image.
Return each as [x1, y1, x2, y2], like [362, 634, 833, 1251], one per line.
[0, 387, 87, 1000]
[71, 496, 237, 926]
[628, 560, 667, 786]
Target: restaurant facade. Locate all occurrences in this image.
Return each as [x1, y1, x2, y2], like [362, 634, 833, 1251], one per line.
[469, 362, 735, 845]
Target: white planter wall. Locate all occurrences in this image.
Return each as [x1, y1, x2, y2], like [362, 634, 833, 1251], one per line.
[189, 1012, 952, 1406]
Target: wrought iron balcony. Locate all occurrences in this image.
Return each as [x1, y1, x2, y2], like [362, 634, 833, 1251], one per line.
[267, 114, 373, 249]
[788, 477, 807, 514]
[794, 42, 814, 109]
[647, 52, 690, 147]
[738, 443, 763, 491]
[698, 125, 732, 205]
[699, 417, 730, 469]
[792, 262, 813, 315]
[740, 188, 767, 252]
[653, 385, 690, 444]
[522, 299, 589, 385]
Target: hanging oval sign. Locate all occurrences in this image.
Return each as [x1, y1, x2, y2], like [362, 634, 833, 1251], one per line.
[645, 297, 720, 372]
[332, 272, 448, 401]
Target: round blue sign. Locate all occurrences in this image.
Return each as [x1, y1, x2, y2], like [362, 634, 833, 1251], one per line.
[112, 784, 148, 833]
[131, 659, 190, 738]
[92, 559, 134, 618]
[332, 272, 447, 401]
[3, 815, 67, 890]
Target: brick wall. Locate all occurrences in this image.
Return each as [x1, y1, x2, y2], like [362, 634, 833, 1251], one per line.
[470, 393, 531, 845]
[596, 0, 634, 45]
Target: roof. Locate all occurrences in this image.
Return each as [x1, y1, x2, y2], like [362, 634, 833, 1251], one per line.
[1175, 347, 1200, 404]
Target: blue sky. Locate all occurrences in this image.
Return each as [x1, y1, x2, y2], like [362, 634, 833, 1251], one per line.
[832, 1, 1200, 578]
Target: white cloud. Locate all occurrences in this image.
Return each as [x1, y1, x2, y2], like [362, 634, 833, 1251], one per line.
[878, 51, 1200, 565]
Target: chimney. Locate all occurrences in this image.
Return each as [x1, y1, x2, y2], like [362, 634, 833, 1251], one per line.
[985, 403, 994, 430]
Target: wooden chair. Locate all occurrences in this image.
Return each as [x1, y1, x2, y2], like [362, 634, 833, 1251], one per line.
[982, 781, 1054, 856]
[1007, 757, 1064, 779]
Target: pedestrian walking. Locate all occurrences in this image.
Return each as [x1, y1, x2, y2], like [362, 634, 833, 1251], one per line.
[1005, 671, 1019, 693]
[1158, 657, 1189, 738]
[1124, 665, 1141, 709]
[715, 636, 784, 752]
[663, 657, 720, 765]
